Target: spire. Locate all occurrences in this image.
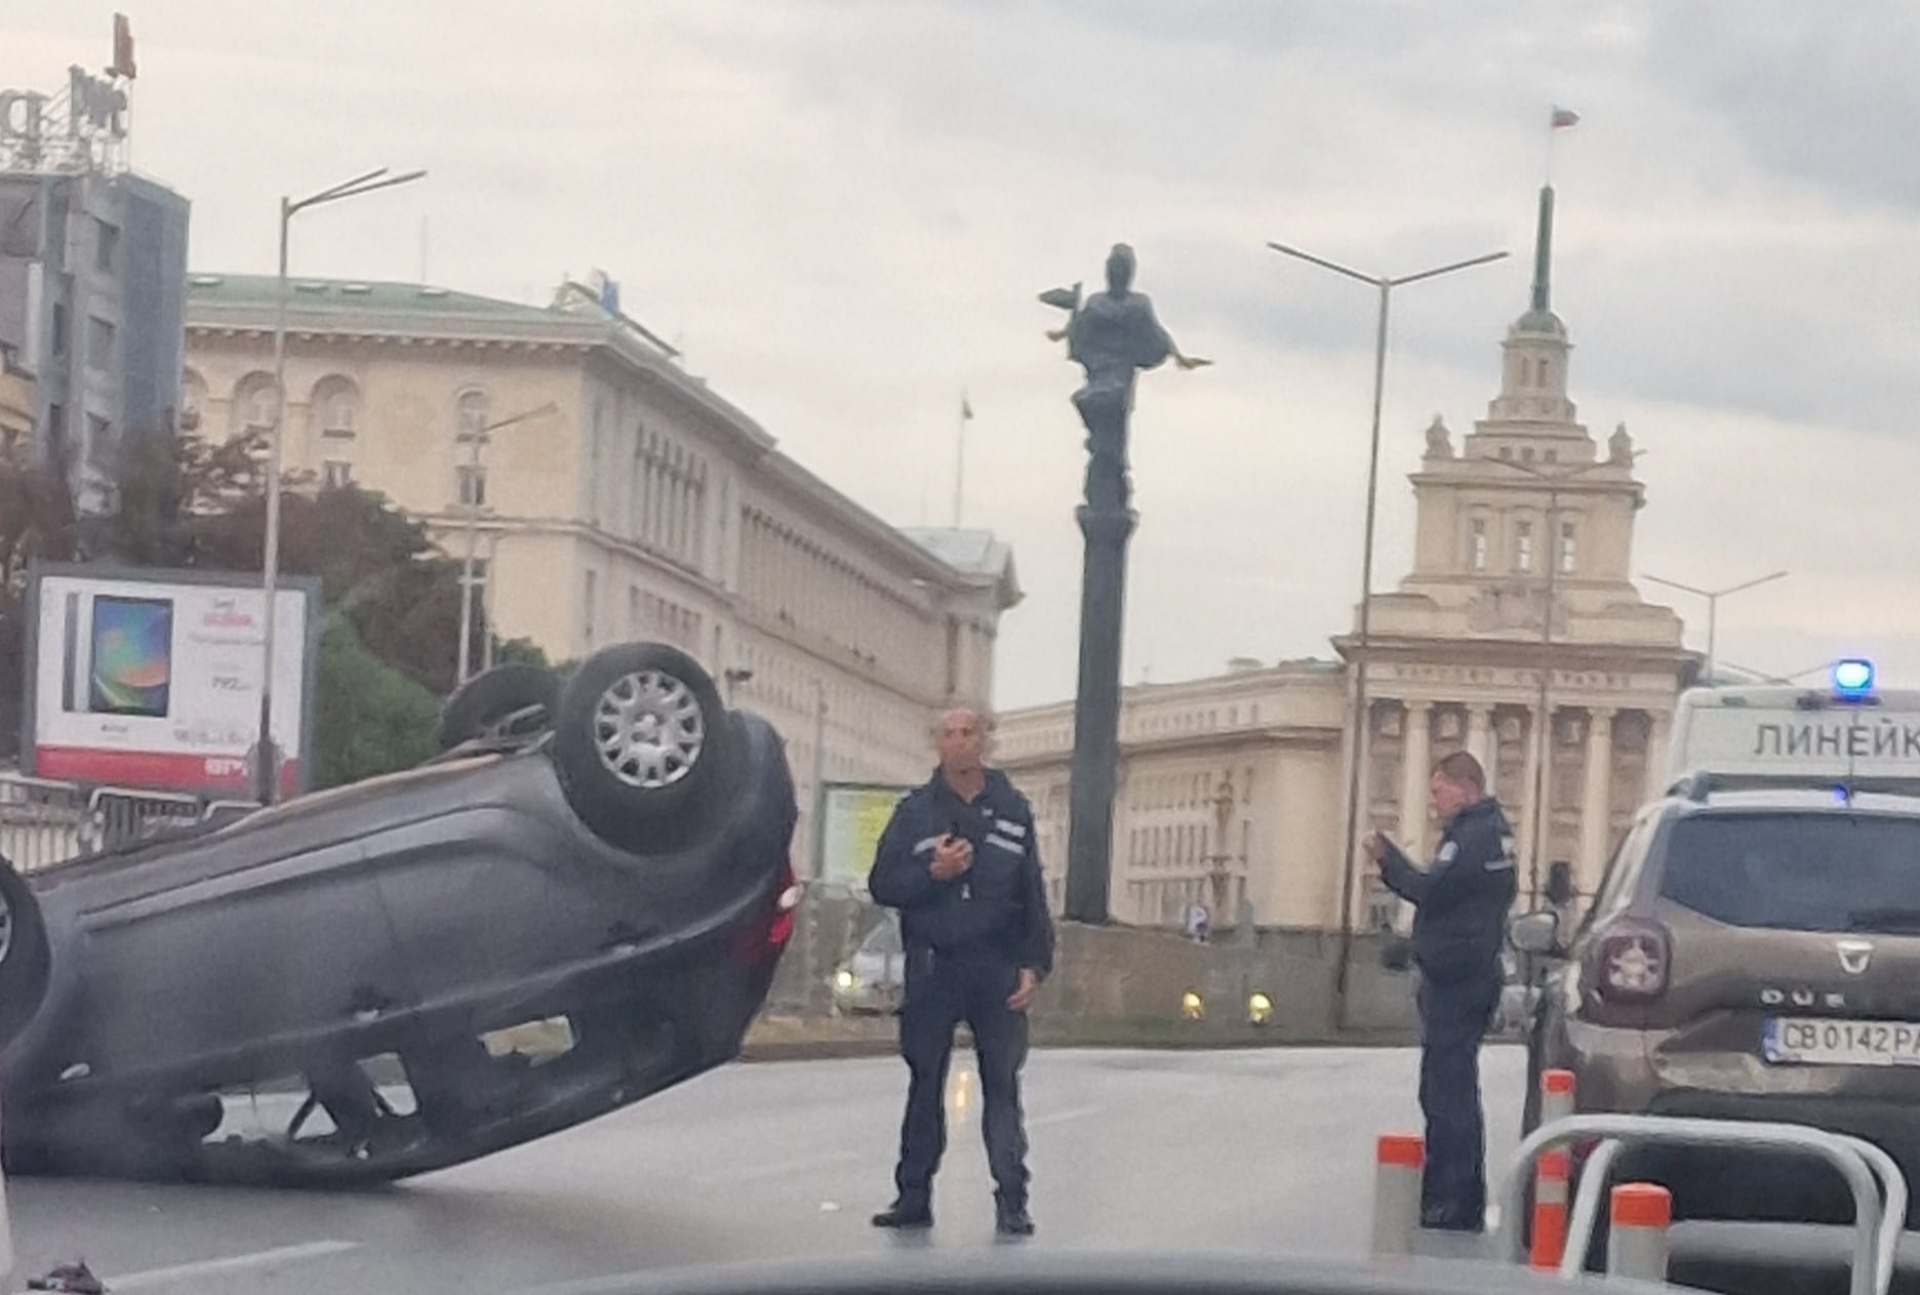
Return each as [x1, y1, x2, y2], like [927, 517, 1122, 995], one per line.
[1530, 185, 1555, 314]
[1512, 183, 1565, 338]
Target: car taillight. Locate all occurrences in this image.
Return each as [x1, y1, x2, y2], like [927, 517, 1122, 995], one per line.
[768, 862, 801, 948]
[1596, 921, 1670, 1003]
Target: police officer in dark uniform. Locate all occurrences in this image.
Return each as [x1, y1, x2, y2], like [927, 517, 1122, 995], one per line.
[868, 708, 1054, 1238]
[1367, 750, 1517, 1232]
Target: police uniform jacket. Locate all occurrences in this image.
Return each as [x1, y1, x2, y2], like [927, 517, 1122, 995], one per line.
[869, 768, 1055, 977]
[1378, 797, 1517, 985]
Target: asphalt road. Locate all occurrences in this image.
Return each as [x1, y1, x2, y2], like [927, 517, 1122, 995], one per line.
[6, 1046, 1527, 1295]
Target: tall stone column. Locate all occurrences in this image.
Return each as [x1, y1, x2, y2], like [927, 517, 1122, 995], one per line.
[1647, 709, 1673, 792]
[1580, 706, 1616, 891]
[1467, 704, 1495, 782]
[1518, 707, 1545, 898]
[1399, 701, 1432, 856]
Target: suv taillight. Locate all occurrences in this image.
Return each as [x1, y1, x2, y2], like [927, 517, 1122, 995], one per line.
[1596, 921, 1671, 1003]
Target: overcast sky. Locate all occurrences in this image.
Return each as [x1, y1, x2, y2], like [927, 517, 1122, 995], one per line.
[8, 1, 1920, 708]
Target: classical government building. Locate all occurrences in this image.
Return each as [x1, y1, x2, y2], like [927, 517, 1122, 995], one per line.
[183, 275, 1017, 876]
[997, 188, 1698, 928]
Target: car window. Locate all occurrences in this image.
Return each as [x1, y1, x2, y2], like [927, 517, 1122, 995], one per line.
[1660, 812, 1920, 933]
[1580, 808, 1658, 934]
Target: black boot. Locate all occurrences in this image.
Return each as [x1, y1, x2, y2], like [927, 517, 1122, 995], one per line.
[995, 1200, 1035, 1238]
[872, 1199, 933, 1230]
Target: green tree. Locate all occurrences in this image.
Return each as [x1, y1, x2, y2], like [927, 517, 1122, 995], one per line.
[311, 615, 441, 789]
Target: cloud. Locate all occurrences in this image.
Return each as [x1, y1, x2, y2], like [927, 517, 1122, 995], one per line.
[3, 0, 1913, 712]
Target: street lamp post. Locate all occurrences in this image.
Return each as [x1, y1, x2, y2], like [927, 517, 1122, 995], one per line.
[1642, 570, 1788, 687]
[1490, 452, 1641, 902]
[456, 401, 559, 685]
[255, 166, 425, 805]
[1264, 240, 1507, 1019]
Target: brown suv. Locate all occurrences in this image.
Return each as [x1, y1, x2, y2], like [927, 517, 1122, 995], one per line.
[1520, 775, 1920, 1225]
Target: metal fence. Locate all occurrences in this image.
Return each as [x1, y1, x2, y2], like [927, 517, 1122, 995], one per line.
[0, 775, 246, 872]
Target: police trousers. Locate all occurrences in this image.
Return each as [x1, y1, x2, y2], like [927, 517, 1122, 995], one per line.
[1416, 973, 1501, 1226]
[893, 946, 1030, 1210]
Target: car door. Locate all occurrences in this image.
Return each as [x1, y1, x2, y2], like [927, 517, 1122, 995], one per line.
[65, 818, 413, 1084]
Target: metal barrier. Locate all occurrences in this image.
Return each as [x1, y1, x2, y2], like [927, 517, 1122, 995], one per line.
[1493, 1114, 1908, 1295]
[0, 775, 254, 872]
[0, 775, 91, 872]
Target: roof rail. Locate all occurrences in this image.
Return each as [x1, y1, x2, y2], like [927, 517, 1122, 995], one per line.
[1668, 771, 1920, 803]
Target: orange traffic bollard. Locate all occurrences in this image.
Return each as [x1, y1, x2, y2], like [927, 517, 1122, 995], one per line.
[1529, 1147, 1571, 1270]
[1541, 1068, 1576, 1128]
[1607, 1182, 1672, 1283]
[1371, 1133, 1424, 1258]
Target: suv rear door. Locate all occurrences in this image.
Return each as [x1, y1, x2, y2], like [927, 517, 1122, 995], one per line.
[1644, 807, 1920, 1099]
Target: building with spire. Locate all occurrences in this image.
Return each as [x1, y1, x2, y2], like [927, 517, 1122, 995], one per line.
[995, 186, 1697, 929]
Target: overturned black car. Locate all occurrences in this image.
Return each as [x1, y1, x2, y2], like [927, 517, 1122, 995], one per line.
[0, 643, 799, 1186]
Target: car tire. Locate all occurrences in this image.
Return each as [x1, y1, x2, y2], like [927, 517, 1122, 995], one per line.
[0, 857, 51, 1050]
[439, 663, 560, 750]
[551, 642, 734, 852]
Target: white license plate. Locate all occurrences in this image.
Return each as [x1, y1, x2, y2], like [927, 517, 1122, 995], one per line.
[1764, 1017, 1920, 1067]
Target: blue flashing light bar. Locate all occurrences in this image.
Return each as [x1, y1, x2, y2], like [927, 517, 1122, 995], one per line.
[1833, 658, 1875, 698]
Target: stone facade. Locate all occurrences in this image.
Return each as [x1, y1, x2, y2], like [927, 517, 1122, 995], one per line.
[183, 275, 1018, 877]
[997, 187, 1697, 930]
[0, 342, 31, 449]
[0, 170, 190, 512]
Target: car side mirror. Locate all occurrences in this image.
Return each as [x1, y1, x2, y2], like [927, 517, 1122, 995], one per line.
[1509, 910, 1562, 957]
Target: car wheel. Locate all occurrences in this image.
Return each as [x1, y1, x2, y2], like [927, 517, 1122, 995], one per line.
[551, 642, 733, 851]
[439, 663, 560, 750]
[0, 857, 51, 1049]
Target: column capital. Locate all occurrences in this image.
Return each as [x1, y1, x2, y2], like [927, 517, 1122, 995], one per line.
[1404, 698, 1433, 722]
[1587, 703, 1619, 723]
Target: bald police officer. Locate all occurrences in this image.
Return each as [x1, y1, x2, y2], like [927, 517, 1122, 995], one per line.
[868, 708, 1054, 1238]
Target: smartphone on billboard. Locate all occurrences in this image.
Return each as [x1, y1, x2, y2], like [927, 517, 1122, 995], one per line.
[87, 594, 175, 718]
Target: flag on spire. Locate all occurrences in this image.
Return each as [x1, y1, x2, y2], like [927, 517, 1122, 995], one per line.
[1551, 105, 1580, 129]
[961, 393, 974, 421]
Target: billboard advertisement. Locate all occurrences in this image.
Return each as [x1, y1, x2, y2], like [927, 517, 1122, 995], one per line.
[22, 564, 321, 796]
[815, 781, 911, 890]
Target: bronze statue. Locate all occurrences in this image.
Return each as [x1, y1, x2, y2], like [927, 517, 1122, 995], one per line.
[1041, 244, 1207, 513]
[1041, 244, 1206, 924]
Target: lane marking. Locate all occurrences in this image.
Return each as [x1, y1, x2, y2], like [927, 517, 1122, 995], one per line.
[112, 1240, 360, 1290]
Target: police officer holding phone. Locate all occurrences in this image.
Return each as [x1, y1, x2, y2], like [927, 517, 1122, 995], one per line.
[868, 708, 1054, 1238]
[1366, 750, 1517, 1233]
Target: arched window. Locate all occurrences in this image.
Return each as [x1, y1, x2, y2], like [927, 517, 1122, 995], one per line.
[455, 389, 490, 443]
[311, 376, 359, 440]
[233, 372, 278, 437]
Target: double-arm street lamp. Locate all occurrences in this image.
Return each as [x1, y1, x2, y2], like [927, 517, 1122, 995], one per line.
[255, 166, 426, 805]
[1263, 239, 1508, 1018]
[1642, 570, 1788, 686]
